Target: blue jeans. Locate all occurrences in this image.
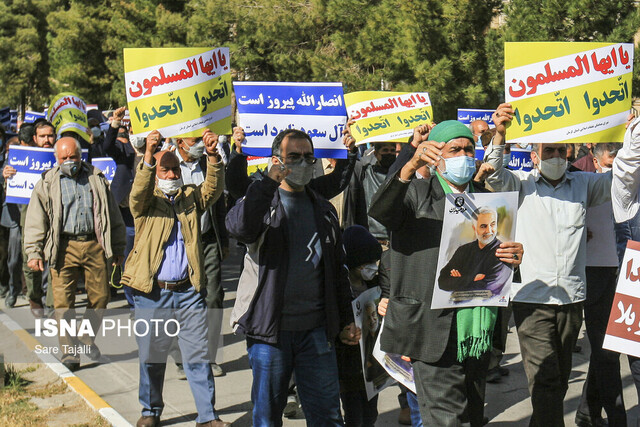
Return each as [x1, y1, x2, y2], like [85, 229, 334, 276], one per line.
[122, 225, 136, 307]
[134, 286, 217, 424]
[247, 327, 344, 426]
[407, 390, 423, 427]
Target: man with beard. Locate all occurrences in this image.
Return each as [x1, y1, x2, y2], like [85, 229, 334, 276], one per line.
[438, 206, 512, 295]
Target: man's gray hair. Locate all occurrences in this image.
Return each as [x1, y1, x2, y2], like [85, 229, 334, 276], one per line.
[593, 142, 622, 161]
[472, 206, 497, 223]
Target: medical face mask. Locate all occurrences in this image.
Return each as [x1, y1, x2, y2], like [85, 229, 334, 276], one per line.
[538, 157, 567, 181]
[502, 153, 512, 167]
[60, 160, 81, 177]
[184, 140, 205, 159]
[157, 177, 183, 196]
[131, 135, 147, 150]
[600, 166, 612, 173]
[360, 263, 379, 281]
[284, 161, 314, 188]
[439, 155, 476, 186]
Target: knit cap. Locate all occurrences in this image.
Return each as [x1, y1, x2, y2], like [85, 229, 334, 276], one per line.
[343, 225, 382, 269]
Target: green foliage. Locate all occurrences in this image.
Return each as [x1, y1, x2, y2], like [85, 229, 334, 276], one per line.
[0, 0, 637, 119]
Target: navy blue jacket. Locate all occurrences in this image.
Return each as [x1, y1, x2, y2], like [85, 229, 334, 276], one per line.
[226, 176, 353, 343]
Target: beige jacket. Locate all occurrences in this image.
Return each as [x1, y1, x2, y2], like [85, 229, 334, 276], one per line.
[120, 158, 224, 293]
[24, 163, 126, 267]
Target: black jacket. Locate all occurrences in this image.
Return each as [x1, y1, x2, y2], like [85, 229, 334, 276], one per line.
[368, 146, 490, 363]
[226, 176, 353, 343]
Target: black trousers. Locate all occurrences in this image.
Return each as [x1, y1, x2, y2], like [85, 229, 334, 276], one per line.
[412, 318, 490, 427]
[578, 267, 626, 425]
[513, 301, 583, 427]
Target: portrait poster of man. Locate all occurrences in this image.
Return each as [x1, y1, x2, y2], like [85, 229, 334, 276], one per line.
[431, 191, 519, 309]
[352, 286, 395, 400]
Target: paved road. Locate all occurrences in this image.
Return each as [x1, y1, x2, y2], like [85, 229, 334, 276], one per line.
[3, 242, 640, 426]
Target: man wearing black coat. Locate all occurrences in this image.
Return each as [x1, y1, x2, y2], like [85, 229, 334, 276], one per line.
[369, 120, 523, 427]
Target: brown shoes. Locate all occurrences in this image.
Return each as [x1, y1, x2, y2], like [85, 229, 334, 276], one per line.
[136, 415, 160, 427]
[195, 419, 231, 427]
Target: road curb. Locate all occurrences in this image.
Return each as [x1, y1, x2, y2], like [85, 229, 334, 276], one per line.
[0, 311, 132, 427]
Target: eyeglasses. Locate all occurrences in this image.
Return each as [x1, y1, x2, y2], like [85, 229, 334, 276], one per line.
[279, 154, 317, 165]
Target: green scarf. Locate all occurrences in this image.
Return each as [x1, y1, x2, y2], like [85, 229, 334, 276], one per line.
[436, 172, 498, 362]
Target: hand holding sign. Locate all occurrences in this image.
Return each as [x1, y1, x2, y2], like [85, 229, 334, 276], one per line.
[145, 130, 162, 165]
[342, 118, 357, 152]
[411, 123, 434, 148]
[113, 106, 126, 123]
[202, 129, 219, 159]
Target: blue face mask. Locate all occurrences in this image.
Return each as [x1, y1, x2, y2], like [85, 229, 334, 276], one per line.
[502, 153, 512, 167]
[440, 155, 476, 186]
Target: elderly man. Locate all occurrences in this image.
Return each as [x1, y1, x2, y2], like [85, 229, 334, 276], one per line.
[484, 103, 614, 426]
[469, 119, 489, 144]
[120, 129, 228, 427]
[24, 137, 126, 371]
[438, 206, 512, 295]
[172, 132, 229, 377]
[368, 120, 523, 426]
[226, 128, 360, 426]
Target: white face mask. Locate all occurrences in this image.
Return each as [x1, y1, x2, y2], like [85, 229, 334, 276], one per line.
[360, 263, 378, 281]
[157, 177, 183, 196]
[538, 157, 567, 181]
[600, 166, 612, 173]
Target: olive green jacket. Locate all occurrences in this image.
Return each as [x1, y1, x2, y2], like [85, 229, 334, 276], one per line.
[121, 158, 224, 293]
[24, 163, 126, 267]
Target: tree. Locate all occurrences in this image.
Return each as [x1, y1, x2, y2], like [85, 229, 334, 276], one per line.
[0, 0, 52, 110]
[487, 0, 640, 99]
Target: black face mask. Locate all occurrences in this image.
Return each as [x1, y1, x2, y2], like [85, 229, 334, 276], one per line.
[117, 131, 129, 139]
[379, 153, 396, 168]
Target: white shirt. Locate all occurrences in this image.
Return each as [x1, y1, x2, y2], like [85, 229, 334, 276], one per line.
[612, 116, 640, 223]
[485, 144, 612, 304]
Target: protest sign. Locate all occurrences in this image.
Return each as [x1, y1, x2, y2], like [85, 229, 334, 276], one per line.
[431, 191, 518, 309]
[0, 107, 11, 130]
[345, 91, 433, 146]
[475, 146, 533, 171]
[505, 42, 634, 144]
[124, 47, 232, 139]
[5, 146, 88, 204]
[234, 82, 347, 158]
[247, 155, 269, 175]
[24, 111, 46, 123]
[457, 108, 495, 127]
[47, 92, 90, 142]
[372, 319, 413, 393]
[352, 287, 394, 400]
[603, 241, 640, 357]
[91, 157, 116, 183]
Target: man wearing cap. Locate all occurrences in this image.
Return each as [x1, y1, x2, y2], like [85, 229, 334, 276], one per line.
[369, 120, 523, 426]
[120, 129, 228, 427]
[484, 104, 615, 426]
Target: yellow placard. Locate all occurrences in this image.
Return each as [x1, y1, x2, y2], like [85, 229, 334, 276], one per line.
[505, 42, 633, 143]
[47, 92, 90, 142]
[345, 92, 433, 145]
[124, 47, 232, 139]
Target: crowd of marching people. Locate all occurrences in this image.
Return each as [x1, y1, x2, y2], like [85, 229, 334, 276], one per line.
[2, 98, 640, 427]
